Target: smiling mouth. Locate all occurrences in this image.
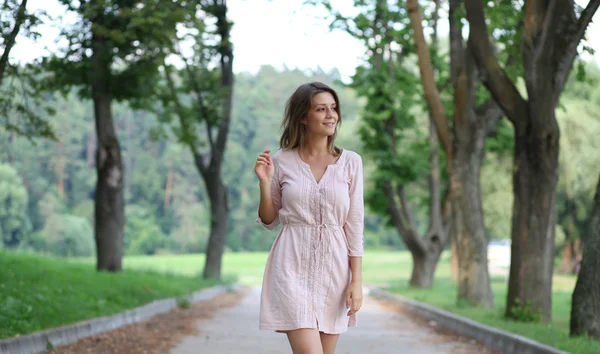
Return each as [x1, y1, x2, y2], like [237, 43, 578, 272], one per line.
[324, 122, 336, 127]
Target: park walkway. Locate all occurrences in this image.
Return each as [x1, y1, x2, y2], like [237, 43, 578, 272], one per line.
[170, 287, 497, 354]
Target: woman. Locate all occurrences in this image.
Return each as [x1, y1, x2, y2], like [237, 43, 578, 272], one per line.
[254, 82, 364, 354]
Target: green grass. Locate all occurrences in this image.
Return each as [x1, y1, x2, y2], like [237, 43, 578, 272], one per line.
[0, 251, 217, 339]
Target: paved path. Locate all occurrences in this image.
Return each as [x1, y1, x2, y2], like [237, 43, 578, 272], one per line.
[170, 288, 496, 354]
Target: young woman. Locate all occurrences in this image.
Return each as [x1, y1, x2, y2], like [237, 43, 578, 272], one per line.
[254, 82, 364, 354]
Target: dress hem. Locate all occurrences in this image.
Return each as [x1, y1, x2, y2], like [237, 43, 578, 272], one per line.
[259, 323, 356, 335]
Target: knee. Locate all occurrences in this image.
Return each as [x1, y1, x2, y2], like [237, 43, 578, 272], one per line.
[294, 350, 323, 354]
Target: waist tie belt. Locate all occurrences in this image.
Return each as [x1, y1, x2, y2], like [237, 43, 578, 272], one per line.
[283, 223, 342, 253]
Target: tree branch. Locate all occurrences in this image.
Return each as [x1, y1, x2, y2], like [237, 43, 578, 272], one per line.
[464, 0, 529, 128]
[384, 182, 424, 255]
[164, 65, 206, 175]
[398, 186, 419, 234]
[474, 98, 504, 137]
[212, 6, 233, 169]
[182, 58, 216, 152]
[0, 0, 28, 85]
[554, 0, 600, 102]
[406, 0, 453, 156]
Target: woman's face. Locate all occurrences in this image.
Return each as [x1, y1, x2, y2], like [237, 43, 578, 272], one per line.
[302, 92, 339, 137]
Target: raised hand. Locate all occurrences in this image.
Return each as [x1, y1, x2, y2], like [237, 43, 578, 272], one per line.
[255, 150, 275, 183]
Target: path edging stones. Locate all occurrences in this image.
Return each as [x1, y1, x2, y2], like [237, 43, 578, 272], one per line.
[0, 283, 241, 354]
[369, 288, 570, 354]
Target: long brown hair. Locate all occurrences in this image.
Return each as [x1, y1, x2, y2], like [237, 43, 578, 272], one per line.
[279, 82, 342, 154]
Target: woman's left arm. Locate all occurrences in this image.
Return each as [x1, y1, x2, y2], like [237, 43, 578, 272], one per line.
[344, 153, 365, 316]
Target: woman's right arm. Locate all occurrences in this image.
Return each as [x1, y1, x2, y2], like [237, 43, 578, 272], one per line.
[258, 178, 278, 224]
[256, 150, 281, 229]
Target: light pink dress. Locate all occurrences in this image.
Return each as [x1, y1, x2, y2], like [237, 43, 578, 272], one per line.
[256, 148, 364, 334]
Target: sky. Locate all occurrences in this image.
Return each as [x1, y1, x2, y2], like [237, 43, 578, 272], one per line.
[9, 0, 600, 82]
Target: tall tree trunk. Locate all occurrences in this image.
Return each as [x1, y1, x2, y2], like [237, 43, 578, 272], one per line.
[87, 122, 96, 167]
[448, 0, 500, 306]
[200, 3, 233, 280]
[570, 174, 600, 339]
[201, 171, 229, 279]
[451, 122, 494, 306]
[410, 250, 441, 289]
[451, 236, 459, 282]
[557, 239, 574, 274]
[164, 161, 174, 209]
[56, 141, 65, 198]
[506, 114, 559, 319]
[90, 12, 124, 272]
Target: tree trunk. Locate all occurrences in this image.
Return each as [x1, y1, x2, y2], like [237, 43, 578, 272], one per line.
[410, 248, 441, 288]
[506, 112, 559, 321]
[451, 121, 494, 306]
[448, 0, 496, 306]
[451, 237, 459, 282]
[91, 14, 124, 272]
[557, 240, 574, 274]
[56, 141, 65, 199]
[201, 172, 229, 280]
[164, 162, 174, 209]
[87, 122, 96, 167]
[570, 174, 600, 339]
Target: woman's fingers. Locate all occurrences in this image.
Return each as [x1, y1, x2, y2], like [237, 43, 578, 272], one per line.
[256, 157, 270, 166]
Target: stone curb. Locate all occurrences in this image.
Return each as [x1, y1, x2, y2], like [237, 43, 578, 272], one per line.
[369, 288, 570, 354]
[0, 283, 241, 354]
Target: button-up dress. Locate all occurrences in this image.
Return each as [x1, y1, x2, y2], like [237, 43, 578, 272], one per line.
[257, 148, 364, 334]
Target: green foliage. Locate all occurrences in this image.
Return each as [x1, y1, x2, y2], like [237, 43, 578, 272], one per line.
[0, 163, 31, 248]
[154, 4, 226, 150]
[42, 213, 95, 257]
[509, 298, 542, 323]
[124, 205, 166, 255]
[0, 0, 56, 139]
[41, 0, 188, 104]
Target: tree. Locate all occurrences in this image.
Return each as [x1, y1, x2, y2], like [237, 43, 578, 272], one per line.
[464, 0, 600, 320]
[357, 0, 451, 288]
[158, 0, 233, 279]
[0, 0, 29, 83]
[405, 0, 510, 305]
[44, 0, 186, 271]
[570, 172, 600, 339]
[0, 0, 54, 138]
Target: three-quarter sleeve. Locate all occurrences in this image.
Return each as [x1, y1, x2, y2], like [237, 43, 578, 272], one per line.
[344, 153, 364, 256]
[256, 156, 282, 230]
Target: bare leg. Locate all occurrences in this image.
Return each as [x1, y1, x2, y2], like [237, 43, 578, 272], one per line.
[320, 332, 340, 354]
[286, 328, 323, 354]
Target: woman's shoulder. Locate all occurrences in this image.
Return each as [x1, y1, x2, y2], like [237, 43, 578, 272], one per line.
[340, 148, 362, 165]
[270, 148, 296, 166]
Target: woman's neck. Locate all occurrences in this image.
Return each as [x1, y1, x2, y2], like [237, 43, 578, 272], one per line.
[301, 137, 330, 157]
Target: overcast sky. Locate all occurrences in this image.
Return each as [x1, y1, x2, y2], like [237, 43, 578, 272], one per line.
[9, 0, 600, 82]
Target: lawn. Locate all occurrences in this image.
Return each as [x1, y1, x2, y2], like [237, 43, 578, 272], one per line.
[0, 251, 217, 339]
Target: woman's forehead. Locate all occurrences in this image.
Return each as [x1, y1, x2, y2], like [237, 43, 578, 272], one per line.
[312, 92, 336, 105]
